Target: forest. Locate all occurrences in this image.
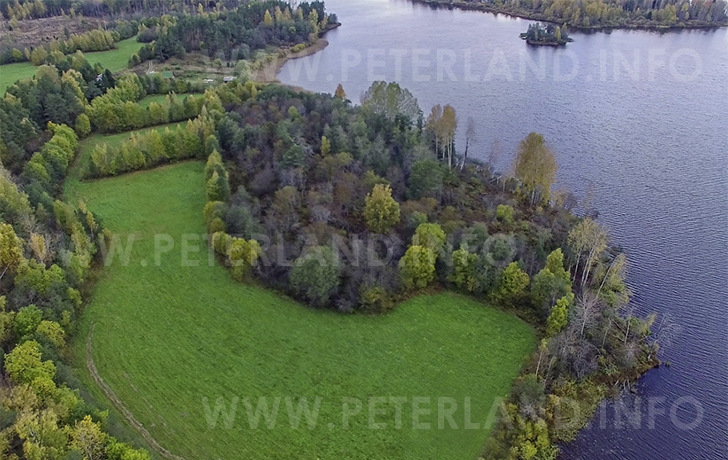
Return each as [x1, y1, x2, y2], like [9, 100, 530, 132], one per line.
[0, 0, 248, 20]
[130, 0, 333, 64]
[418, 0, 728, 29]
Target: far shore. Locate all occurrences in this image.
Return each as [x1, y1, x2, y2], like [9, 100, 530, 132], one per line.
[411, 0, 728, 32]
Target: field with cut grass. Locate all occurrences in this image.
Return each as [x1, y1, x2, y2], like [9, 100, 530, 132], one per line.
[70, 162, 536, 459]
[0, 37, 142, 93]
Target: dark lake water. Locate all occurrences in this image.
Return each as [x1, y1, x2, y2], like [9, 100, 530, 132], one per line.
[279, 0, 728, 458]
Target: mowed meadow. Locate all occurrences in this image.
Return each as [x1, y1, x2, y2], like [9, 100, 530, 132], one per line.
[68, 161, 536, 459]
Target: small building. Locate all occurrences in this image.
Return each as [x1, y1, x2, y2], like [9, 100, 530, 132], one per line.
[223, 76, 237, 82]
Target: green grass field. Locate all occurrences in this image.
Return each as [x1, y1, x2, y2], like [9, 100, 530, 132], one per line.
[0, 37, 142, 93]
[0, 61, 35, 93]
[70, 162, 536, 459]
[84, 37, 143, 73]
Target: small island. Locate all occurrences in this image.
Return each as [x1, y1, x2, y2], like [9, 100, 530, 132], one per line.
[520, 22, 573, 46]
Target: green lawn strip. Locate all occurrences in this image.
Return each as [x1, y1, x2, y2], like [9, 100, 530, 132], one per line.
[70, 162, 536, 459]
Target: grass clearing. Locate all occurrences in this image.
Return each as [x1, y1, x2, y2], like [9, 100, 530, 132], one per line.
[85, 37, 143, 73]
[0, 61, 35, 94]
[70, 162, 536, 459]
[0, 37, 142, 93]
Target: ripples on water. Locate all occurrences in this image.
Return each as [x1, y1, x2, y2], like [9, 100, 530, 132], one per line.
[278, 1, 728, 457]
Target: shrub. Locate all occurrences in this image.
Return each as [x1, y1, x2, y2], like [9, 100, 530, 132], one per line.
[496, 204, 514, 225]
[226, 237, 261, 281]
[359, 286, 393, 313]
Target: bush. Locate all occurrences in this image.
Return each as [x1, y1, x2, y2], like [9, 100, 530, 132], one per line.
[496, 204, 514, 225]
[208, 217, 226, 234]
[226, 237, 261, 281]
[211, 231, 232, 256]
[359, 286, 393, 313]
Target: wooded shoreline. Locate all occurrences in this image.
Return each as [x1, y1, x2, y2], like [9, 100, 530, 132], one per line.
[252, 22, 341, 84]
[411, 0, 728, 32]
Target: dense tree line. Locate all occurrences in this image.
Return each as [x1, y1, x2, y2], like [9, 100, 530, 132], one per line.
[421, 0, 728, 28]
[85, 73, 204, 133]
[130, 0, 333, 64]
[1, 28, 116, 66]
[0, 124, 150, 460]
[84, 80, 263, 179]
[0, 0, 244, 20]
[87, 108, 215, 177]
[4, 53, 117, 128]
[0, 18, 140, 64]
[0, 178, 150, 458]
[0, 55, 204, 174]
[21, 122, 77, 206]
[1, 57, 114, 172]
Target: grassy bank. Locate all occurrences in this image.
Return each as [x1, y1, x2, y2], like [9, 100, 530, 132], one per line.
[69, 162, 536, 459]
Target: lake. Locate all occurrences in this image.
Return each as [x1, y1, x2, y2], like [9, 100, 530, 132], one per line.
[278, 0, 728, 458]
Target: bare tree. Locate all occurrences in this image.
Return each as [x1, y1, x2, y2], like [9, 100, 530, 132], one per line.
[573, 292, 602, 338]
